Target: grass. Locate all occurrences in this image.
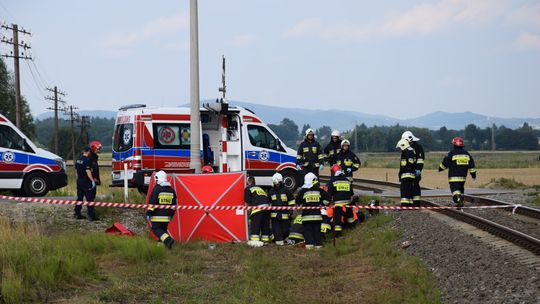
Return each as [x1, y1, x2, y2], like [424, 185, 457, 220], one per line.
[481, 178, 527, 189]
[0, 217, 165, 303]
[0, 212, 441, 303]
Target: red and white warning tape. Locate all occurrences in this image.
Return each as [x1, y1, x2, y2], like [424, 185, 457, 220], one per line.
[0, 195, 522, 212]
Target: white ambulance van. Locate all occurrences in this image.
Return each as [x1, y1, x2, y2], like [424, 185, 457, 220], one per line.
[111, 103, 300, 192]
[0, 114, 67, 196]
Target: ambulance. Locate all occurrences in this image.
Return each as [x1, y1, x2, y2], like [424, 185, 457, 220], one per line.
[111, 102, 300, 192]
[0, 114, 67, 196]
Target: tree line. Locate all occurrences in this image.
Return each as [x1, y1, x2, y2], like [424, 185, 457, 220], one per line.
[269, 118, 539, 151]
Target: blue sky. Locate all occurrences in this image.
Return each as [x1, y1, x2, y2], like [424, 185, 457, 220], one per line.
[1, 0, 539, 119]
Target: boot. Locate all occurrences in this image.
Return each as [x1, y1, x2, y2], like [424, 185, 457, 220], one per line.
[74, 213, 86, 220]
[164, 237, 175, 249]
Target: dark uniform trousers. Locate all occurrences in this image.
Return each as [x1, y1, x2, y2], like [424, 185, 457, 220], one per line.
[450, 182, 465, 205]
[271, 217, 290, 242]
[250, 210, 271, 242]
[303, 221, 322, 246]
[75, 179, 96, 219]
[400, 178, 415, 207]
[412, 176, 422, 207]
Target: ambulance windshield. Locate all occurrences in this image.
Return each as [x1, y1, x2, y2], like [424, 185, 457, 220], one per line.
[113, 123, 133, 152]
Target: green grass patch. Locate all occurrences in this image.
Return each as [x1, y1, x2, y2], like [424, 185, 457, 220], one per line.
[0, 218, 165, 303]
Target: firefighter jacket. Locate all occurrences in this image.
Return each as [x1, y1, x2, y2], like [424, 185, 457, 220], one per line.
[147, 184, 177, 222]
[244, 184, 270, 216]
[439, 147, 477, 182]
[296, 139, 324, 168]
[335, 150, 361, 174]
[410, 141, 425, 171]
[327, 174, 353, 206]
[288, 215, 304, 240]
[268, 185, 295, 220]
[296, 183, 330, 222]
[399, 148, 417, 180]
[323, 140, 341, 165]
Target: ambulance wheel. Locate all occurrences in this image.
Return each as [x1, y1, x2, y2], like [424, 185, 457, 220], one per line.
[22, 172, 49, 197]
[281, 170, 298, 192]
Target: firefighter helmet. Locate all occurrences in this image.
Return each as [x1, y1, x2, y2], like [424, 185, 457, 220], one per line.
[331, 130, 341, 137]
[401, 131, 419, 142]
[341, 139, 350, 147]
[272, 173, 283, 185]
[201, 165, 214, 174]
[305, 128, 315, 137]
[452, 137, 465, 147]
[396, 138, 410, 150]
[302, 172, 318, 188]
[154, 170, 168, 185]
[331, 164, 342, 176]
[89, 140, 102, 153]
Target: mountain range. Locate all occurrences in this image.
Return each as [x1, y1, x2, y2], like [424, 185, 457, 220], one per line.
[35, 101, 540, 131]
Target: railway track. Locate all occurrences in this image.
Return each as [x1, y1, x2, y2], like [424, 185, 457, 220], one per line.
[320, 175, 540, 255]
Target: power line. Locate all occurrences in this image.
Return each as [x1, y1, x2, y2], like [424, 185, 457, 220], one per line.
[46, 86, 67, 154]
[63, 105, 79, 176]
[24, 59, 46, 97]
[30, 59, 50, 88]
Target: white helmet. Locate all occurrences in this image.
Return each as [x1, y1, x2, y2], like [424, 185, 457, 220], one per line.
[272, 173, 283, 185]
[341, 139, 350, 147]
[401, 131, 419, 142]
[396, 138, 410, 151]
[302, 172, 318, 188]
[154, 170, 168, 186]
[305, 128, 315, 136]
[331, 130, 341, 137]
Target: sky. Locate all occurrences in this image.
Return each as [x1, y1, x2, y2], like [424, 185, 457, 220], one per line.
[1, 0, 539, 120]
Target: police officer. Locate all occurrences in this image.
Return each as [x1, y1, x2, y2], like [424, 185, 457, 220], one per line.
[74, 146, 98, 220]
[89, 140, 102, 187]
[268, 173, 295, 246]
[323, 130, 342, 166]
[327, 164, 354, 237]
[335, 139, 361, 181]
[244, 176, 271, 244]
[296, 129, 324, 178]
[401, 131, 424, 206]
[296, 172, 330, 249]
[147, 171, 176, 249]
[396, 139, 417, 207]
[438, 137, 477, 207]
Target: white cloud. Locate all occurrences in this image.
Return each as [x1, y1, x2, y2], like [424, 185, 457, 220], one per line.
[284, 0, 510, 40]
[228, 34, 259, 48]
[97, 14, 189, 56]
[508, 2, 540, 29]
[516, 32, 540, 51]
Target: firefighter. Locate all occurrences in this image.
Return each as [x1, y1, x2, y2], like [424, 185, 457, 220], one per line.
[287, 215, 304, 245]
[323, 130, 342, 166]
[327, 164, 354, 237]
[74, 146, 98, 220]
[89, 140, 102, 187]
[335, 139, 361, 181]
[268, 173, 295, 246]
[296, 172, 330, 249]
[296, 129, 324, 178]
[244, 176, 271, 244]
[396, 138, 417, 207]
[146, 171, 176, 249]
[401, 131, 424, 206]
[438, 137, 477, 207]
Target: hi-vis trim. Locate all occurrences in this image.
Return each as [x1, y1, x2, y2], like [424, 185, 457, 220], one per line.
[452, 154, 470, 165]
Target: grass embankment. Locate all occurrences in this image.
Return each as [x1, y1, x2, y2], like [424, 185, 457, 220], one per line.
[0, 215, 441, 303]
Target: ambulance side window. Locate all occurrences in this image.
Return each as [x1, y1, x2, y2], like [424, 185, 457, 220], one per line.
[0, 125, 32, 152]
[247, 125, 278, 150]
[153, 123, 190, 149]
[113, 124, 134, 152]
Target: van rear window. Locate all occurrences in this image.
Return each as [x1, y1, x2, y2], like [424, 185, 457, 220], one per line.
[113, 123, 133, 152]
[153, 123, 190, 149]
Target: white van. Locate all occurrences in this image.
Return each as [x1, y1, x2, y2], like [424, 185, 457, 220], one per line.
[111, 103, 300, 191]
[0, 114, 67, 196]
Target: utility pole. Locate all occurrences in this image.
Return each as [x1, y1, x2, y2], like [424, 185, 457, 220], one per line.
[189, 0, 201, 173]
[354, 121, 358, 153]
[45, 86, 66, 154]
[79, 115, 90, 147]
[491, 123, 496, 151]
[64, 105, 79, 176]
[1, 23, 32, 128]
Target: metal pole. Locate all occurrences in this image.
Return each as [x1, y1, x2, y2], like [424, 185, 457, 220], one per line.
[12, 24, 21, 128]
[189, 0, 201, 173]
[54, 86, 59, 154]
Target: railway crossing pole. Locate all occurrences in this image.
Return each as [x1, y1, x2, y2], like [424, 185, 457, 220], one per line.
[189, 0, 201, 173]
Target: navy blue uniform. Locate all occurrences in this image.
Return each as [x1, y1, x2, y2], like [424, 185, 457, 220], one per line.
[147, 184, 177, 248]
[439, 147, 477, 206]
[74, 155, 97, 219]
